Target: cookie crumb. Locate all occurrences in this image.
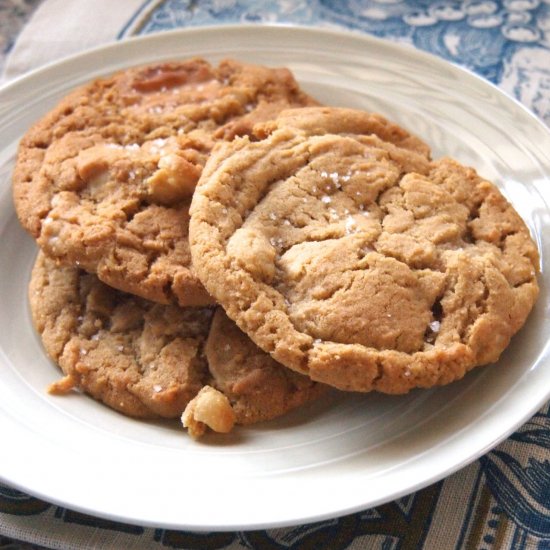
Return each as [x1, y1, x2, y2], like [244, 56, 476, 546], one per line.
[48, 374, 77, 395]
[181, 386, 235, 439]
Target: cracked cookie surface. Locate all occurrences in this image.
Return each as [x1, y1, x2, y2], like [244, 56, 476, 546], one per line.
[14, 58, 317, 306]
[189, 107, 540, 393]
[30, 253, 325, 424]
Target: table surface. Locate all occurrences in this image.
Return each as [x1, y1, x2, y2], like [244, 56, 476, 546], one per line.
[1, 1, 549, 549]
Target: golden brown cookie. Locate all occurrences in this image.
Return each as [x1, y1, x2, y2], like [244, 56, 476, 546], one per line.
[205, 307, 325, 425]
[189, 107, 539, 393]
[29, 253, 325, 428]
[15, 58, 317, 306]
[255, 106, 431, 157]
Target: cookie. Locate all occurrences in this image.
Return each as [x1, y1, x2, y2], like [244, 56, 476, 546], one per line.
[189, 107, 540, 393]
[255, 106, 431, 157]
[30, 252, 212, 418]
[205, 306, 325, 425]
[15, 58, 317, 306]
[182, 305, 328, 438]
[29, 252, 325, 428]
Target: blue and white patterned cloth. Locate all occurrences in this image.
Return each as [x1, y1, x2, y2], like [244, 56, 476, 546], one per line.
[1, 2, 549, 549]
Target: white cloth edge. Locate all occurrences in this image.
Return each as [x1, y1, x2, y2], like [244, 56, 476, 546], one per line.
[1, 0, 146, 82]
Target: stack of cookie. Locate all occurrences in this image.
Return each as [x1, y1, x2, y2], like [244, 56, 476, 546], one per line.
[13, 58, 540, 439]
[15, 59, 326, 438]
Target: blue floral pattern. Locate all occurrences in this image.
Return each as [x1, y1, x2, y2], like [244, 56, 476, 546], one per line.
[480, 405, 550, 541]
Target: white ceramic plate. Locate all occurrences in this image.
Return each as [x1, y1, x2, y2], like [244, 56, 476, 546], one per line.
[0, 25, 549, 532]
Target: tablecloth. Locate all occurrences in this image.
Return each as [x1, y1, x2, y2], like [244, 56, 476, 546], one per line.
[0, 1, 549, 549]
